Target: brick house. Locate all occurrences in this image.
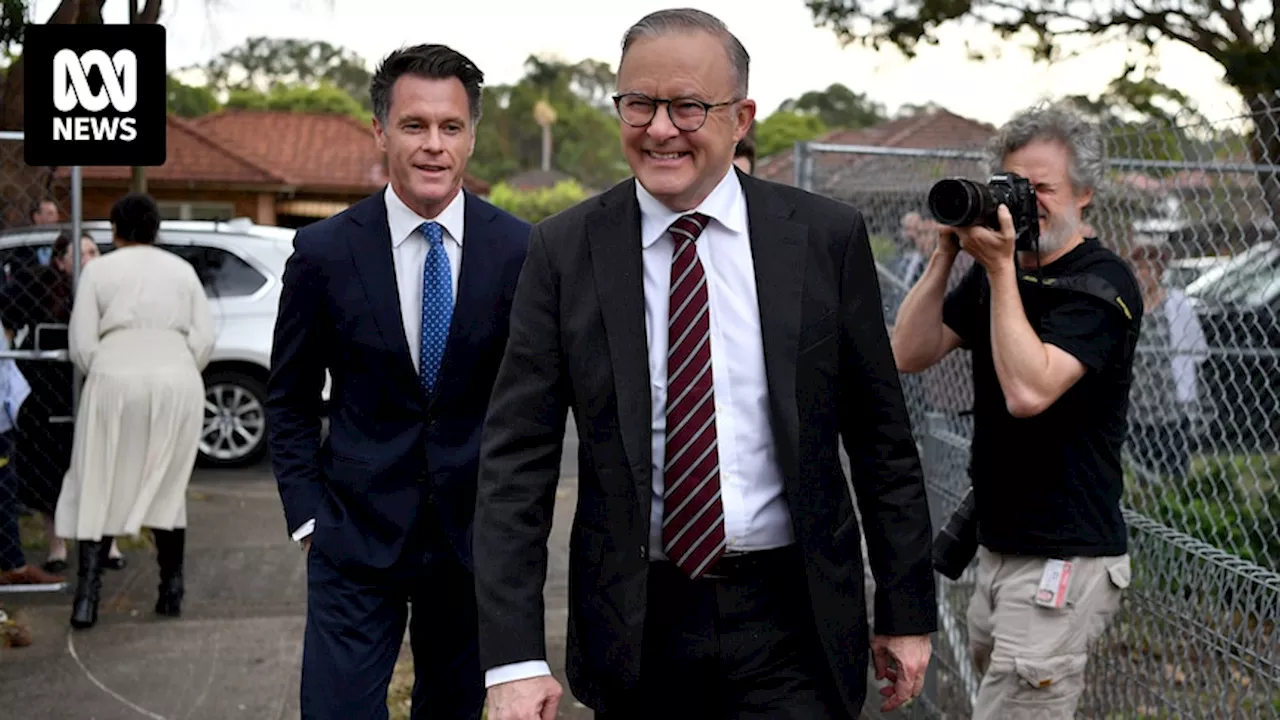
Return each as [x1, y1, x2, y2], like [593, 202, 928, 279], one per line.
[59, 111, 491, 228]
[753, 108, 1262, 257]
[755, 109, 999, 243]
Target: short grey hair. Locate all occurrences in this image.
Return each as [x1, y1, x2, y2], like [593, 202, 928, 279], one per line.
[620, 8, 750, 98]
[988, 101, 1105, 193]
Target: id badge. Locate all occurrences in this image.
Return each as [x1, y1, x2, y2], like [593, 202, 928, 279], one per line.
[1034, 558, 1073, 609]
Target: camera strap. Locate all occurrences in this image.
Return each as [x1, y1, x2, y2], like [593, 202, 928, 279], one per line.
[1017, 271, 1142, 361]
[1017, 272, 1137, 326]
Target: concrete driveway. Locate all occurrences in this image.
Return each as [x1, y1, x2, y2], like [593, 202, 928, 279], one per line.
[0, 419, 591, 719]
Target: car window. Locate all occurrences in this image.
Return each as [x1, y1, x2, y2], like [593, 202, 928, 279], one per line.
[1188, 247, 1280, 307]
[159, 244, 267, 298]
[0, 241, 111, 284]
[0, 245, 43, 282]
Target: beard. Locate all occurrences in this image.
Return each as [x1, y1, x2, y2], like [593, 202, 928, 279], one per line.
[1031, 206, 1081, 255]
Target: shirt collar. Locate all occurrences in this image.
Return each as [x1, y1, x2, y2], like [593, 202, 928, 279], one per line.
[385, 184, 466, 248]
[636, 167, 746, 249]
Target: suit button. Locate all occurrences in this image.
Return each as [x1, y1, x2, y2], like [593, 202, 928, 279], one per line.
[639, 545, 647, 560]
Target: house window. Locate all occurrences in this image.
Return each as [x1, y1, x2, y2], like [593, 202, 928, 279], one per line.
[157, 201, 236, 221]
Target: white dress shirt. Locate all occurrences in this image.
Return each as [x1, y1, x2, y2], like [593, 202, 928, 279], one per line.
[485, 168, 793, 688]
[290, 184, 465, 542]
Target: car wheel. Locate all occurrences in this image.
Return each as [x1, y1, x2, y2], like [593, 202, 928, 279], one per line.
[199, 370, 268, 468]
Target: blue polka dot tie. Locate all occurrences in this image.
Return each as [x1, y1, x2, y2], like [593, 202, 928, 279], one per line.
[419, 221, 452, 393]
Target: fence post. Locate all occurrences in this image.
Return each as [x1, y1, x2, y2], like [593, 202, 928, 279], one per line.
[793, 140, 810, 192]
[70, 165, 83, 415]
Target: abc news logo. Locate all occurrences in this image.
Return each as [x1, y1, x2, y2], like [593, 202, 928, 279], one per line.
[54, 49, 140, 142]
[24, 24, 166, 167]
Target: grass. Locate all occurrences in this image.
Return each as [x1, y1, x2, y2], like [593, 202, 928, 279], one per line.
[19, 512, 153, 554]
[15, 488, 210, 557]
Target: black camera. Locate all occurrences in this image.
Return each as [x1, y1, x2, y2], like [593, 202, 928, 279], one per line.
[932, 486, 979, 580]
[927, 172, 1041, 251]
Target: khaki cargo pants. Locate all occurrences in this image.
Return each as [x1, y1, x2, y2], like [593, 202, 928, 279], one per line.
[967, 546, 1131, 719]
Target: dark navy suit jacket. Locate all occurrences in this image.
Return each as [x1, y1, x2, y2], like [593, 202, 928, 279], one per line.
[266, 189, 531, 571]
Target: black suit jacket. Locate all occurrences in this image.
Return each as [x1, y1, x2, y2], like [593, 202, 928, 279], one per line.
[474, 172, 937, 715]
[267, 189, 531, 571]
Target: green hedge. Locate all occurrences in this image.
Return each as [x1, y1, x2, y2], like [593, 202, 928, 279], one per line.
[488, 180, 589, 224]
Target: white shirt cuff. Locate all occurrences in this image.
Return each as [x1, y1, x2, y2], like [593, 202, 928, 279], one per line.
[291, 518, 316, 542]
[485, 660, 551, 688]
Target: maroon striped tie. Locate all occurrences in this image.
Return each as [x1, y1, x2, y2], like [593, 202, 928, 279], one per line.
[662, 212, 726, 578]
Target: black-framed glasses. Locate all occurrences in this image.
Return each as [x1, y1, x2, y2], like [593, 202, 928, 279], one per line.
[612, 92, 740, 132]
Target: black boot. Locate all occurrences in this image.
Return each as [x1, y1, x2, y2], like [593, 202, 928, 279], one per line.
[152, 528, 185, 617]
[70, 538, 113, 630]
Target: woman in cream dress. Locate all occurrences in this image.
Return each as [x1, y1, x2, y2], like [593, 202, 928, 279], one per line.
[56, 193, 215, 630]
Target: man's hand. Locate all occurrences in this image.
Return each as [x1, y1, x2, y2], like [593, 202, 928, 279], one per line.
[934, 222, 960, 258]
[872, 634, 932, 712]
[951, 204, 1016, 272]
[301, 537, 311, 553]
[486, 676, 563, 720]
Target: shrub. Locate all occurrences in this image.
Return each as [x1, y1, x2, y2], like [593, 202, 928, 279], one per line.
[488, 180, 589, 224]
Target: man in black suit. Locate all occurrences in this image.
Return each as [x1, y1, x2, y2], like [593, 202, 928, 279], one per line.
[475, 9, 936, 720]
[266, 44, 530, 720]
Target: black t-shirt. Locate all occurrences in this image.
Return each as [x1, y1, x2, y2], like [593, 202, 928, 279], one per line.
[942, 239, 1143, 557]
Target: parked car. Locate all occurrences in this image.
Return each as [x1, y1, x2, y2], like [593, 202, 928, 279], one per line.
[1164, 256, 1226, 289]
[1184, 241, 1280, 450]
[0, 218, 308, 468]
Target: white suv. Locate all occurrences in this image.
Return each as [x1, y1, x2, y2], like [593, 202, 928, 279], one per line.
[0, 218, 304, 468]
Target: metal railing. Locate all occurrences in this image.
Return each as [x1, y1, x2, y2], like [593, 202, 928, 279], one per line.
[804, 98, 1280, 718]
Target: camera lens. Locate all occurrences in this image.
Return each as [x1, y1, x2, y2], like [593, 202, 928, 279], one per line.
[928, 178, 1000, 228]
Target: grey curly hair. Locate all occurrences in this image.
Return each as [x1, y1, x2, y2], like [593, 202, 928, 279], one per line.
[987, 101, 1104, 193]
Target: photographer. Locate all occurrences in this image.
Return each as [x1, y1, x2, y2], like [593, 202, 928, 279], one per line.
[891, 102, 1142, 719]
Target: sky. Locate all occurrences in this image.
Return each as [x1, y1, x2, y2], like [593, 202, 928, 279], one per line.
[28, 0, 1248, 127]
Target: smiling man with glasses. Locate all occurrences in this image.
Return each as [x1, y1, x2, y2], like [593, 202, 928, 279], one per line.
[474, 8, 938, 720]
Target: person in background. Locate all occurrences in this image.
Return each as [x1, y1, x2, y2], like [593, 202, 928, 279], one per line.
[57, 193, 215, 630]
[0, 321, 63, 587]
[0, 233, 118, 575]
[892, 102, 1141, 719]
[891, 211, 935, 288]
[29, 198, 59, 226]
[732, 133, 755, 174]
[1127, 238, 1207, 481]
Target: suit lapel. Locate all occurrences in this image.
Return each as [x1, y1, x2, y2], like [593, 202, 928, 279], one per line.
[742, 173, 807, 471]
[346, 192, 419, 384]
[587, 180, 654, 507]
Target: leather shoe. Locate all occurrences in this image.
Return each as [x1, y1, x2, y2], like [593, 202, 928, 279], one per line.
[0, 565, 66, 585]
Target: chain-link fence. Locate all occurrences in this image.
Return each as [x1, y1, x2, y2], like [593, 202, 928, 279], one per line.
[0, 131, 85, 594]
[802, 97, 1280, 718]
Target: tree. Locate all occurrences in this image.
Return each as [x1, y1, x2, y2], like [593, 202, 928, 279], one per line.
[196, 37, 373, 112]
[224, 82, 365, 118]
[896, 101, 944, 118]
[755, 110, 827, 157]
[1063, 68, 1216, 166]
[1, 1, 331, 198]
[0, 0, 27, 52]
[168, 75, 220, 118]
[777, 82, 887, 130]
[805, 0, 1280, 218]
[468, 55, 628, 191]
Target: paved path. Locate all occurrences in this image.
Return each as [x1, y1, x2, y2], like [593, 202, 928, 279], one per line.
[0, 422, 890, 720]
[0, 421, 592, 719]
